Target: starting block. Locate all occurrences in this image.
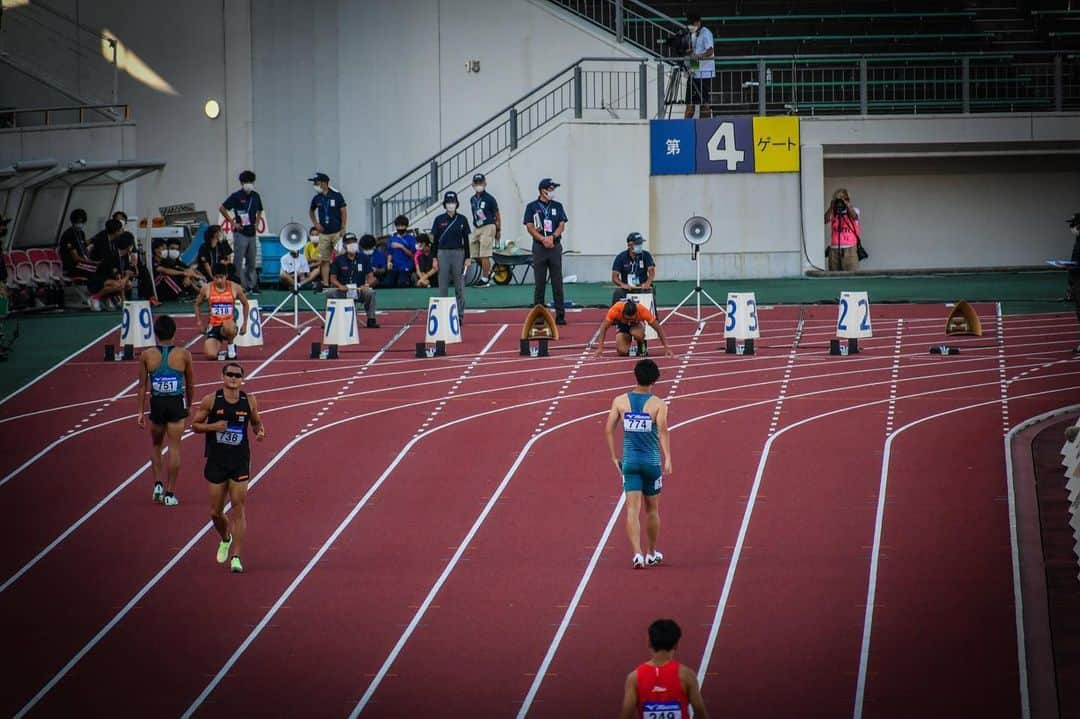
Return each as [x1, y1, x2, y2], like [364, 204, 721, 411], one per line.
[724, 292, 759, 355]
[831, 291, 871, 355]
[946, 300, 983, 336]
[310, 298, 358, 360]
[930, 344, 960, 355]
[415, 340, 447, 358]
[520, 304, 558, 357]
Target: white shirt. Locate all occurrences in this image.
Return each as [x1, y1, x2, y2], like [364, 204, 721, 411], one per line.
[690, 26, 715, 78]
[280, 252, 310, 275]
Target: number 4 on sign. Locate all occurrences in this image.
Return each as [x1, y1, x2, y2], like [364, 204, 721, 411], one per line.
[707, 122, 745, 171]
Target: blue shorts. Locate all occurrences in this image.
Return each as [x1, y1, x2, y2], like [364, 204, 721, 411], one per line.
[622, 461, 663, 496]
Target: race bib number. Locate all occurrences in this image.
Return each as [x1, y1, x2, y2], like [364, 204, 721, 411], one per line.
[151, 376, 179, 394]
[216, 423, 245, 446]
[210, 302, 233, 318]
[542, 219, 553, 233]
[643, 701, 682, 719]
[623, 412, 653, 432]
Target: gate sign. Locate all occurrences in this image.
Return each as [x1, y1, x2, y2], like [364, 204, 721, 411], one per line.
[695, 117, 755, 174]
[650, 119, 697, 175]
[752, 116, 800, 173]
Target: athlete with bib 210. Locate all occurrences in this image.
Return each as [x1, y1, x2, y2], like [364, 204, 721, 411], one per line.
[621, 619, 709, 718]
[194, 262, 250, 361]
[604, 359, 672, 569]
[191, 363, 265, 574]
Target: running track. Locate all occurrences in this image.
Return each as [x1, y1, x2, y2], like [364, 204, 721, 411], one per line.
[0, 304, 1076, 718]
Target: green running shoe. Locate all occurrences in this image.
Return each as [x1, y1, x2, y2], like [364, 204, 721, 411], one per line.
[230, 556, 244, 573]
[216, 535, 232, 564]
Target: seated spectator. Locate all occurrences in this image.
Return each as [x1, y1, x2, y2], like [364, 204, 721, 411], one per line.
[328, 234, 379, 328]
[305, 226, 324, 284]
[89, 218, 125, 264]
[386, 216, 417, 288]
[197, 225, 235, 282]
[280, 244, 321, 290]
[611, 232, 656, 304]
[154, 238, 202, 301]
[112, 210, 129, 227]
[90, 231, 136, 311]
[368, 235, 389, 286]
[58, 208, 98, 282]
[414, 235, 439, 288]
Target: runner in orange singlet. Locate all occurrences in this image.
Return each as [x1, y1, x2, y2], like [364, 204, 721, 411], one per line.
[621, 619, 709, 719]
[194, 262, 250, 360]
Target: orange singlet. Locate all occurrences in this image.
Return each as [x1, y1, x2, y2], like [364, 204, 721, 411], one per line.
[208, 282, 236, 327]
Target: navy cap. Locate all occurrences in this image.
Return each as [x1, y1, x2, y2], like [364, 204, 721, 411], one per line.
[626, 232, 645, 245]
[1068, 212, 1080, 226]
[443, 191, 458, 204]
[538, 178, 560, 191]
[307, 172, 330, 183]
[472, 173, 486, 183]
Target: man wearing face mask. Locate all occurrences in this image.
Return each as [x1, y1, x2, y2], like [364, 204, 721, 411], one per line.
[328, 233, 379, 328]
[220, 170, 265, 295]
[308, 172, 348, 290]
[432, 191, 472, 323]
[155, 238, 203, 300]
[684, 12, 715, 119]
[58, 208, 98, 283]
[469, 173, 501, 287]
[387, 216, 417, 288]
[524, 178, 569, 325]
[611, 232, 656, 305]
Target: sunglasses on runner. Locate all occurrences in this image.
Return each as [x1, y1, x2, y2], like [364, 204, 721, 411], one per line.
[224, 371, 243, 378]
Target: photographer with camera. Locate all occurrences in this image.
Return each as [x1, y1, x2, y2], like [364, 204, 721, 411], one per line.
[683, 13, 715, 119]
[824, 188, 862, 272]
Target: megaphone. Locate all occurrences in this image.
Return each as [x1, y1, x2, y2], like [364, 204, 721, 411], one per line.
[683, 216, 712, 246]
[279, 222, 307, 252]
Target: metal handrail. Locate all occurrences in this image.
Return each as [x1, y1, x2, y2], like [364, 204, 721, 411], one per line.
[0, 104, 128, 128]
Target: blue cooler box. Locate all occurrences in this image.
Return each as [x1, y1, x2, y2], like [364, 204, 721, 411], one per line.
[259, 236, 286, 285]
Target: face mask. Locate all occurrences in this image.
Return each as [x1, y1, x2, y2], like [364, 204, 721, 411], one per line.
[309, 236, 318, 243]
[313, 184, 322, 192]
[544, 190, 555, 199]
[345, 243, 358, 254]
[445, 203, 458, 212]
[473, 185, 484, 193]
[242, 183, 255, 192]
[73, 223, 85, 231]
[1072, 226, 1080, 237]
[362, 249, 375, 256]
[168, 249, 181, 259]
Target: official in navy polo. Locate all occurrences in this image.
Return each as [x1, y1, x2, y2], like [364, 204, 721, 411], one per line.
[611, 232, 656, 304]
[524, 178, 568, 325]
[308, 172, 348, 289]
[219, 170, 264, 294]
[468, 172, 501, 287]
[431, 191, 472, 323]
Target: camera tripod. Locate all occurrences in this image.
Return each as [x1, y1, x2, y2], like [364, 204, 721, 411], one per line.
[663, 61, 691, 119]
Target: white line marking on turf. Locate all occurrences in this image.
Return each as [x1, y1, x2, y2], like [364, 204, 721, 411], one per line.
[851, 387, 1078, 719]
[997, 302, 1010, 434]
[768, 317, 803, 435]
[885, 319, 903, 435]
[0, 323, 118, 407]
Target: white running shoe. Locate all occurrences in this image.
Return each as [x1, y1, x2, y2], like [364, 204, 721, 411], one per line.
[646, 550, 664, 567]
[216, 535, 233, 564]
[216, 350, 227, 361]
[152, 482, 164, 503]
[632, 553, 645, 569]
[89, 295, 102, 312]
[163, 494, 179, 507]
[226, 344, 237, 359]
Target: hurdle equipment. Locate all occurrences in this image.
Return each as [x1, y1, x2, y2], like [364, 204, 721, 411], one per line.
[519, 304, 558, 357]
[232, 301, 264, 348]
[724, 292, 759, 355]
[310, 298, 358, 360]
[946, 300, 983, 336]
[415, 297, 461, 359]
[830, 291, 871, 355]
[105, 299, 156, 361]
[626, 292, 658, 341]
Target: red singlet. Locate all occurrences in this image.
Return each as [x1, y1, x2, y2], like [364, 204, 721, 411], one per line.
[636, 661, 689, 719]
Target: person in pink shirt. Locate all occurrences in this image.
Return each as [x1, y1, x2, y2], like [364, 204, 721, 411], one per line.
[825, 188, 861, 271]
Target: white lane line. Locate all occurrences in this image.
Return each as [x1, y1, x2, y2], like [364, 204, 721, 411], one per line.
[0, 323, 118, 407]
[1002, 404, 1080, 719]
[851, 386, 1079, 719]
[181, 328, 505, 719]
[246, 328, 310, 380]
[516, 323, 708, 718]
[768, 317, 803, 435]
[885, 319, 904, 435]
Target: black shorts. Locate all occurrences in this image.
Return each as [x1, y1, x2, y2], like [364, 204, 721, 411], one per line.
[684, 76, 713, 105]
[206, 325, 226, 342]
[204, 457, 250, 484]
[149, 395, 188, 425]
[616, 322, 642, 335]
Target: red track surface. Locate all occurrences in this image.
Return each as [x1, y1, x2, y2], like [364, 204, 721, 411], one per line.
[1, 304, 1077, 718]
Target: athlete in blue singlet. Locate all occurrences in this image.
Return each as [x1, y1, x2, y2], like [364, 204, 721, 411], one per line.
[137, 315, 195, 506]
[604, 359, 673, 569]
